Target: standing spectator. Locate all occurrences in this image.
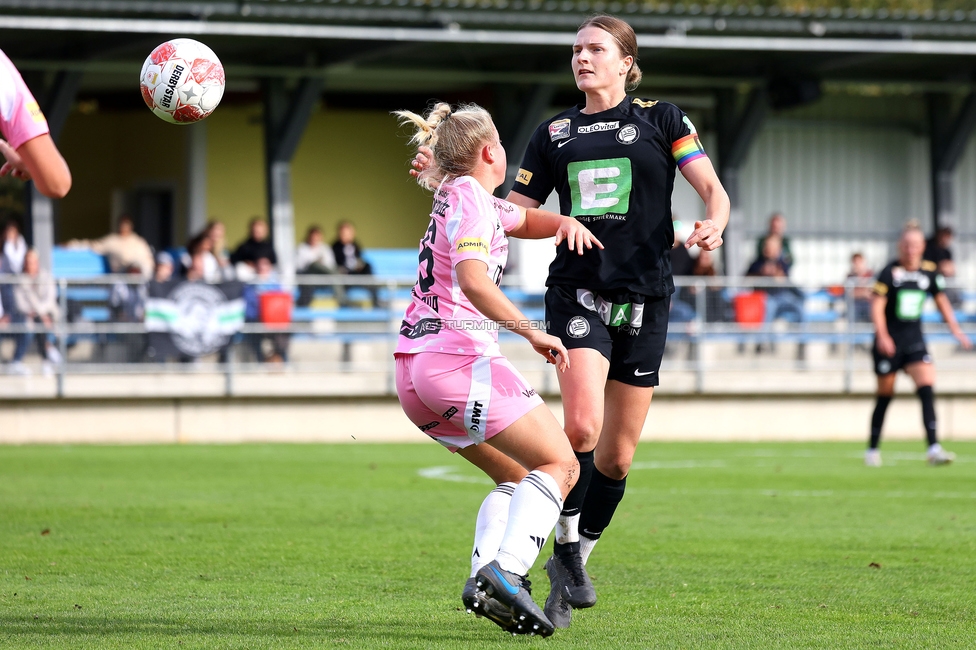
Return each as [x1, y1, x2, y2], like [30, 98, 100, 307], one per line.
[0, 48, 72, 199]
[10, 249, 61, 375]
[230, 217, 277, 279]
[747, 234, 803, 322]
[924, 225, 953, 266]
[921, 225, 963, 307]
[755, 212, 793, 271]
[3, 218, 27, 273]
[66, 215, 154, 279]
[332, 221, 376, 305]
[847, 252, 874, 322]
[296, 225, 338, 306]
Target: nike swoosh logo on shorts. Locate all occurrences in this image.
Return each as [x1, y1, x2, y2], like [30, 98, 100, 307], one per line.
[634, 369, 656, 377]
[557, 138, 577, 148]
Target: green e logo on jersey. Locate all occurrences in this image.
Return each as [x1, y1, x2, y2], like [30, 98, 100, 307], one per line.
[896, 289, 926, 320]
[568, 158, 633, 216]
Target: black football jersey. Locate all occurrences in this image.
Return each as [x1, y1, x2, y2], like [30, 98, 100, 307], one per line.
[513, 96, 707, 296]
[873, 260, 945, 344]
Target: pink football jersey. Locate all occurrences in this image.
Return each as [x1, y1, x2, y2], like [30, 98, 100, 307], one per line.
[396, 176, 523, 357]
[0, 49, 49, 150]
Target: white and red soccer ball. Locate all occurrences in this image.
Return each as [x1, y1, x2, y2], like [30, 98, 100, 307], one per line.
[140, 39, 225, 124]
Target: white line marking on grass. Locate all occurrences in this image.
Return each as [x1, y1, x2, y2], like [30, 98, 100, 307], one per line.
[417, 466, 494, 485]
[642, 487, 976, 500]
[630, 460, 727, 470]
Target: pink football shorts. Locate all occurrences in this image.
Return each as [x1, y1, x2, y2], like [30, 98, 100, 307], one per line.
[395, 352, 544, 451]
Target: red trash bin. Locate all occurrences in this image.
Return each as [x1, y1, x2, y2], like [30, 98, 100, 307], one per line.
[259, 291, 293, 330]
[733, 291, 766, 329]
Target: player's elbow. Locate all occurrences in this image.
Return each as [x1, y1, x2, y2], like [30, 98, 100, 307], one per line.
[35, 170, 72, 199]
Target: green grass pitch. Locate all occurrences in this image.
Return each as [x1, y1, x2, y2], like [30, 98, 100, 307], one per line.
[1, 441, 974, 649]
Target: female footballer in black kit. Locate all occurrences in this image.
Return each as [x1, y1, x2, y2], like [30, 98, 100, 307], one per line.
[865, 223, 971, 467]
[416, 14, 731, 627]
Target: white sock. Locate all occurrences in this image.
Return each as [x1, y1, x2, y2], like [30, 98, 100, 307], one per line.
[494, 470, 563, 576]
[555, 513, 580, 545]
[579, 535, 599, 565]
[470, 482, 516, 577]
[928, 443, 942, 454]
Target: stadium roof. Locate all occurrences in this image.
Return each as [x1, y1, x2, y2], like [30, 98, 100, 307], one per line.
[4, 0, 976, 38]
[3, 0, 976, 96]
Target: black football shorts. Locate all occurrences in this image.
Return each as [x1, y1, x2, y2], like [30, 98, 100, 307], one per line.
[545, 284, 670, 388]
[872, 335, 931, 376]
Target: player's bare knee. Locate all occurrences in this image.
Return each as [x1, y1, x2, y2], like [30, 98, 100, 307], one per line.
[599, 456, 631, 481]
[565, 418, 601, 452]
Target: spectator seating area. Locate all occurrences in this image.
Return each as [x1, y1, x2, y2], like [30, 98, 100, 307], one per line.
[39, 246, 976, 359]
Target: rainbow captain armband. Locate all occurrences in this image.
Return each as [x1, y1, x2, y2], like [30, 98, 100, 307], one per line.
[672, 134, 707, 169]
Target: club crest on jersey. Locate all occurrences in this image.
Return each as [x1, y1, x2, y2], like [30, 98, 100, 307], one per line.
[578, 121, 620, 134]
[616, 124, 640, 145]
[549, 119, 571, 141]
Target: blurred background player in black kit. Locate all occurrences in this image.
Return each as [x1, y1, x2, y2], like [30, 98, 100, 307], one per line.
[866, 223, 971, 467]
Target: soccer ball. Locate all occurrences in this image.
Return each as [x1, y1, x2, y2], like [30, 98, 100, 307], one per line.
[140, 39, 225, 124]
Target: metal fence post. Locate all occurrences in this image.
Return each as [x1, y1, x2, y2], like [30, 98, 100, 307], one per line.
[386, 279, 398, 396]
[843, 280, 855, 394]
[56, 278, 68, 398]
[694, 279, 707, 393]
[224, 335, 235, 397]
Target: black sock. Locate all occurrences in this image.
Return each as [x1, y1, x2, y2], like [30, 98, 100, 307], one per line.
[917, 385, 937, 447]
[869, 395, 892, 450]
[554, 450, 594, 556]
[578, 469, 627, 541]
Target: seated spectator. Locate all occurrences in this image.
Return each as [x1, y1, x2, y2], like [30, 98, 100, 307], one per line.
[938, 259, 962, 309]
[10, 249, 61, 375]
[154, 251, 174, 283]
[205, 220, 234, 280]
[0, 242, 14, 330]
[747, 234, 803, 322]
[332, 221, 372, 275]
[182, 231, 224, 283]
[297, 225, 337, 274]
[924, 225, 953, 266]
[230, 218, 277, 280]
[669, 217, 698, 322]
[66, 215, 154, 279]
[243, 256, 290, 364]
[3, 217, 27, 273]
[296, 225, 339, 306]
[847, 252, 874, 322]
[755, 212, 793, 272]
[689, 249, 726, 322]
[109, 264, 147, 323]
[332, 221, 377, 305]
